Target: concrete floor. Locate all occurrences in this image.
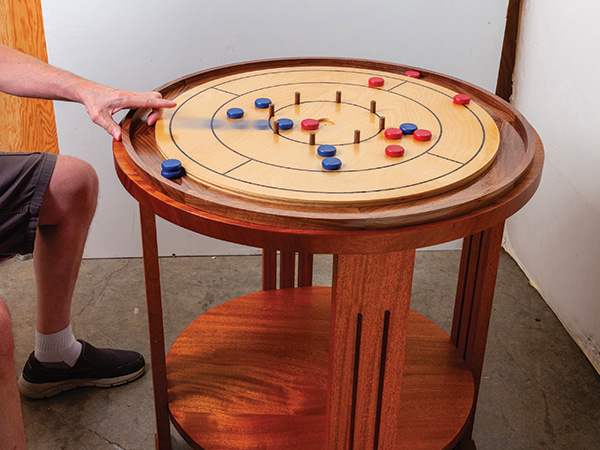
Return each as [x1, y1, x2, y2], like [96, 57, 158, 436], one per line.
[1, 250, 599, 450]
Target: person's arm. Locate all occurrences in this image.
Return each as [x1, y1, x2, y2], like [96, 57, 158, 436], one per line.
[0, 43, 176, 140]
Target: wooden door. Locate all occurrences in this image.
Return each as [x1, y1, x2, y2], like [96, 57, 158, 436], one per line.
[0, 0, 59, 153]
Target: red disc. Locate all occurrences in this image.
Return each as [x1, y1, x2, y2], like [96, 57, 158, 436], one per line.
[453, 94, 471, 105]
[301, 118, 319, 130]
[368, 77, 385, 87]
[413, 129, 432, 141]
[384, 128, 403, 140]
[404, 70, 421, 79]
[385, 145, 405, 157]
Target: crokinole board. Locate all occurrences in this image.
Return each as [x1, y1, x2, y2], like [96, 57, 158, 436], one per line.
[155, 65, 500, 206]
[119, 58, 539, 231]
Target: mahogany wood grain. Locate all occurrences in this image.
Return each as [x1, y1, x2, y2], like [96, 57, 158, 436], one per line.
[262, 248, 277, 290]
[451, 223, 505, 447]
[297, 253, 314, 287]
[0, 0, 59, 154]
[139, 205, 171, 450]
[263, 250, 314, 289]
[113, 136, 542, 255]
[328, 251, 415, 449]
[166, 287, 474, 450]
[279, 250, 295, 289]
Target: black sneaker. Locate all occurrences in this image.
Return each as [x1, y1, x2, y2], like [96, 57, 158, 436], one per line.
[18, 340, 145, 399]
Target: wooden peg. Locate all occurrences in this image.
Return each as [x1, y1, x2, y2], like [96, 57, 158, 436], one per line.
[269, 104, 275, 118]
[354, 130, 361, 144]
[336, 91, 342, 103]
[370, 100, 377, 114]
[273, 120, 280, 135]
[379, 116, 386, 131]
[295, 92, 301, 105]
[309, 132, 316, 146]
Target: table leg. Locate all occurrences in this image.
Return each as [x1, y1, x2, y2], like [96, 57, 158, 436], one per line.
[139, 204, 171, 450]
[327, 250, 416, 450]
[280, 250, 296, 288]
[262, 250, 314, 290]
[451, 222, 505, 449]
[297, 253, 314, 287]
[262, 249, 277, 290]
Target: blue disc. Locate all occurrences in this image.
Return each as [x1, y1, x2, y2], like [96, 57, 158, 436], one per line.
[254, 119, 270, 130]
[277, 118, 294, 130]
[232, 120, 249, 130]
[161, 169, 182, 179]
[227, 108, 244, 119]
[318, 145, 337, 157]
[322, 157, 342, 171]
[254, 98, 272, 109]
[400, 123, 418, 135]
[161, 159, 182, 173]
[211, 119, 225, 129]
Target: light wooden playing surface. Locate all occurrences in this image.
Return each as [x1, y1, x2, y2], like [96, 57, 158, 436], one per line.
[155, 66, 500, 206]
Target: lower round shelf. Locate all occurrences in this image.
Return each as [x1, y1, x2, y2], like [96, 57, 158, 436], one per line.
[166, 286, 474, 450]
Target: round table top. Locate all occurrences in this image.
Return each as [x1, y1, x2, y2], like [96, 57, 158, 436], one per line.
[113, 58, 543, 253]
[154, 65, 499, 207]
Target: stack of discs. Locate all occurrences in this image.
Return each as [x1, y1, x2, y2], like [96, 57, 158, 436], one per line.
[161, 159, 183, 179]
[322, 157, 342, 171]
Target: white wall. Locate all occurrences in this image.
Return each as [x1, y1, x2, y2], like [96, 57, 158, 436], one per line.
[40, 0, 509, 258]
[505, 0, 600, 371]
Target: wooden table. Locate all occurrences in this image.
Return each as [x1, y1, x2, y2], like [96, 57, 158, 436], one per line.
[113, 58, 543, 450]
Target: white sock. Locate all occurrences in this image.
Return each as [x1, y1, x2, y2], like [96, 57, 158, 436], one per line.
[35, 324, 83, 368]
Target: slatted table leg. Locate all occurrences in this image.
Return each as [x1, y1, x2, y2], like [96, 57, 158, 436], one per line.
[280, 250, 296, 289]
[451, 222, 505, 449]
[298, 253, 314, 287]
[262, 248, 278, 290]
[327, 250, 416, 449]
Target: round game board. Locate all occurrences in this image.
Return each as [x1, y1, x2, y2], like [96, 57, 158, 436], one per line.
[155, 66, 500, 206]
[118, 58, 540, 231]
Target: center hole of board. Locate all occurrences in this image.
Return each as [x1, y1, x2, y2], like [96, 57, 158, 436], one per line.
[318, 118, 336, 126]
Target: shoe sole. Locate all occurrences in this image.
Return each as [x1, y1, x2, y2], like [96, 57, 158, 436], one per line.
[17, 366, 145, 399]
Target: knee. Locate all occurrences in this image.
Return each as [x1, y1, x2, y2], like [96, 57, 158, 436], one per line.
[39, 155, 99, 225]
[54, 155, 99, 211]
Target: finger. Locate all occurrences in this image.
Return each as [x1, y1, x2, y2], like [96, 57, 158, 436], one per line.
[145, 93, 175, 109]
[149, 97, 176, 108]
[116, 92, 176, 110]
[94, 113, 122, 140]
[147, 108, 163, 126]
[111, 125, 123, 141]
[105, 119, 122, 140]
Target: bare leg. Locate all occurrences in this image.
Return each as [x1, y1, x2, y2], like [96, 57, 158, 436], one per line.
[0, 298, 27, 450]
[34, 155, 98, 334]
[17, 156, 144, 399]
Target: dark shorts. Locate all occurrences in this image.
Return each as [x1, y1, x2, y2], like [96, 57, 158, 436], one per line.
[0, 152, 57, 254]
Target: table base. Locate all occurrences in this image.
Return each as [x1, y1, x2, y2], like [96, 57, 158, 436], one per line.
[166, 286, 474, 450]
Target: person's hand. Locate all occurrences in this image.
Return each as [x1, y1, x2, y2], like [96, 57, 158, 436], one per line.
[82, 86, 176, 140]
